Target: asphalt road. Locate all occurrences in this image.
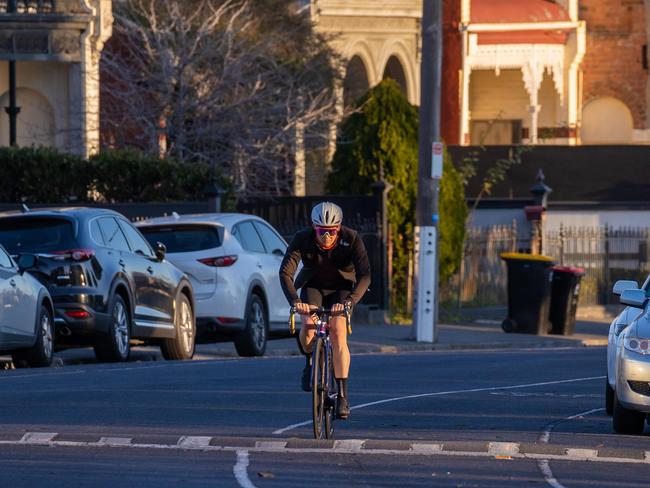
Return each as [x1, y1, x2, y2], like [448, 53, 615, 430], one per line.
[0, 346, 647, 487]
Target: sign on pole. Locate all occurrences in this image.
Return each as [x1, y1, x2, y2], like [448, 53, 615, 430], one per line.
[431, 142, 443, 179]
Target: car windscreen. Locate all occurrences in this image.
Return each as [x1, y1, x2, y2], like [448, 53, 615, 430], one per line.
[139, 225, 223, 253]
[0, 217, 77, 254]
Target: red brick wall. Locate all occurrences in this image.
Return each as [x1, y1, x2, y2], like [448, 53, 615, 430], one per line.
[580, 0, 648, 128]
[442, 0, 462, 144]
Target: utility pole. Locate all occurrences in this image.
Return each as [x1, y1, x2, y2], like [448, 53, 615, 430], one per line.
[413, 0, 443, 343]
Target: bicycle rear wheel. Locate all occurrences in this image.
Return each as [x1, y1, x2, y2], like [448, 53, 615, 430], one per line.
[312, 338, 327, 439]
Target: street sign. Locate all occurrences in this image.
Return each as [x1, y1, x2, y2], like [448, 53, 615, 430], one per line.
[431, 142, 443, 179]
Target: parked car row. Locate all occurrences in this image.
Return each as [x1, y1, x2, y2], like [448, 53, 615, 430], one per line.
[0, 207, 290, 367]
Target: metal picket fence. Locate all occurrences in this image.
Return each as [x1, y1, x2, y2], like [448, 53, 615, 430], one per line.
[447, 224, 650, 308]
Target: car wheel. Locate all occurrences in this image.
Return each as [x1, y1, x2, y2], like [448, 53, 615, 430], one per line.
[605, 376, 615, 416]
[234, 294, 267, 357]
[612, 391, 645, 435]
[161, 293, 195, 360]
[12, 305, 54, 368]
[94, 295, 130, 363]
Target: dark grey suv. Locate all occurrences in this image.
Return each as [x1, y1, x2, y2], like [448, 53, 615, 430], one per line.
[0, 207, 195, 362]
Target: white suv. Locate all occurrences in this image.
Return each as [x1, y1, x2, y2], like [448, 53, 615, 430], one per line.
[137, 213, 289, 356]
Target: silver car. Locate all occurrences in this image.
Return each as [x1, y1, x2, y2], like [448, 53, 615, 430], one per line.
[605, 278, 648, 415]
[0, 247, 55, 368]
[610, 281, 650, 434]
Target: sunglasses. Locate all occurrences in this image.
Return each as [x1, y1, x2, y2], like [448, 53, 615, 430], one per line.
[314, 226, 339, 238]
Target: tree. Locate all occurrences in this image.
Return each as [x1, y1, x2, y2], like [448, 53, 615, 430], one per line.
[100, 0, 343, 197]
[328, 79, 467, 312]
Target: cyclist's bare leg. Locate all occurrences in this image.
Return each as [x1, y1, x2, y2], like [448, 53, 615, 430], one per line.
[299, 314, 317, 355]
[329, 315, 350, 378]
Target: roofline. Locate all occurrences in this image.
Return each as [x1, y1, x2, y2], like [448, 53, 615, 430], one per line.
[466, 21, 580, 32]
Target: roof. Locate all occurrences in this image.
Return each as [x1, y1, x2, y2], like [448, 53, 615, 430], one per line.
[0, 206, 120, 219]
[136, 213, 258, 227]
[448, 145, 650, 204]
[471, 0, 570, 24]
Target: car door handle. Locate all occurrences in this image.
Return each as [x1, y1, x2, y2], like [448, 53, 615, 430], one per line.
[257, 262, 262, 268]
[147, 266, 154, 274]
[9, 279, 16, 287]
[119, 259, 125, 267]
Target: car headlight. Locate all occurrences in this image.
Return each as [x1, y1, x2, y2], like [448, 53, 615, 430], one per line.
[624, 337, 650, 355]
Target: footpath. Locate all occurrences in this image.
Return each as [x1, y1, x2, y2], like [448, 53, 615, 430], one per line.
[4, 319, 607, 367]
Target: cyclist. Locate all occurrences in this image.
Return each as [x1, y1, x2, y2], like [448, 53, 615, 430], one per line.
[279, 201, 371, 420]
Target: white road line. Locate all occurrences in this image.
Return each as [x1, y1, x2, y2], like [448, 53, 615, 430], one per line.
[488, 442, 519, 456]
[233, 450, 258, 488]
[334, 439, 365, 452]
[411, 443, 443, 453]
[1, 438, 648, 464]
[20, 432, 57, 444]
[98, 437, 132, 446]
[538, 460, 566, 488]
[537, 407, 605, 488]
[177, 436, 212, 449]
[538, 407, 604, 443]
[273, 375, 605, 434]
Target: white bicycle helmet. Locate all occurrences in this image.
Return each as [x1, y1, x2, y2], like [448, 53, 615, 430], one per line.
[311, 201, 343, 226]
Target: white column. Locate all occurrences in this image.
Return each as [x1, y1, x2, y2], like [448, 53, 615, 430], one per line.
[521, 50, 544, 145]
[568, 21, 586, 144]
[460, 31, 471, 145]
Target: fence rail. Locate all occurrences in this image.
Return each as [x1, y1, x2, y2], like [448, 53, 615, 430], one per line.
[447, 224, 650, 308]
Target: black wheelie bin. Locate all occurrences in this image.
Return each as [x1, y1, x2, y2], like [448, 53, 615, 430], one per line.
[548, 266, 584, 335]
[500, 253, 555, 334]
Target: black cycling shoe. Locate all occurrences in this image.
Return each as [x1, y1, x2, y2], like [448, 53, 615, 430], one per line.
[301, 364, 312, 392]
[336, 395, 350, 420]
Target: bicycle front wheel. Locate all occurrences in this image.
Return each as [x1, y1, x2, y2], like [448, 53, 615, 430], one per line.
[323, 341, 335, 439]
[312, 338, 327, 439]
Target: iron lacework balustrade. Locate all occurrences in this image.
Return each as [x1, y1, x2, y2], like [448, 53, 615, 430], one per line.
[0, 0, 55, 14]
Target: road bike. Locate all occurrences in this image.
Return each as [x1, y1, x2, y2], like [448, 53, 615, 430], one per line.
[289, 305, 352, 439]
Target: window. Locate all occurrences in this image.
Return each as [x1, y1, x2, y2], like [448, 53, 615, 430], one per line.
[0, 217, 76, 254]
[253, 222, 287, 255]
[97, 217, 130, 252]
[0, 247, 13, 268]
[235, 221, 266, 253]
[140, 225, 222, 253]
[90, 219, 104, 246]
[118, 219, 155, 257]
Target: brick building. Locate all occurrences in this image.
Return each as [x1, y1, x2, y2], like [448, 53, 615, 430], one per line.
[580, 0, 650, 143]
[450, 0, 650, 146]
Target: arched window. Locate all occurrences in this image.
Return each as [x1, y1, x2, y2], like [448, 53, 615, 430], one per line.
[343, 55, 370, 108]
[581, 97, 633, 144]
[382, 55, 408, 98]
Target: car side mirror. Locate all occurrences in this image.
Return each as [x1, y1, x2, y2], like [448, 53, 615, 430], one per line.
[272, 248, 284, 257]
[155, 242, 166, 261]
[620, 289, 648, 309]
[17, 254, 37, 273]
[613, 280, 639, 296]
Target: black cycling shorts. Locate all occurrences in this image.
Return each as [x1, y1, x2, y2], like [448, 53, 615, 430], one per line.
[300, 287, 352, 310]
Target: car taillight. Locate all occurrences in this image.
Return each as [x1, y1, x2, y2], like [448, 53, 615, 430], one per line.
[198, 255, 238, 267]
[49, 249, 95, 261]
[65, 310, 91, 319]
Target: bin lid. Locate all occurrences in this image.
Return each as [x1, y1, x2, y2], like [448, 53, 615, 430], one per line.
[551, 265, 585, 275]
[500, 252, 554, 263]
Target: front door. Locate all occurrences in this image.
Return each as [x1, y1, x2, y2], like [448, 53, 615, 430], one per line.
[118, 219, 175, 331]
